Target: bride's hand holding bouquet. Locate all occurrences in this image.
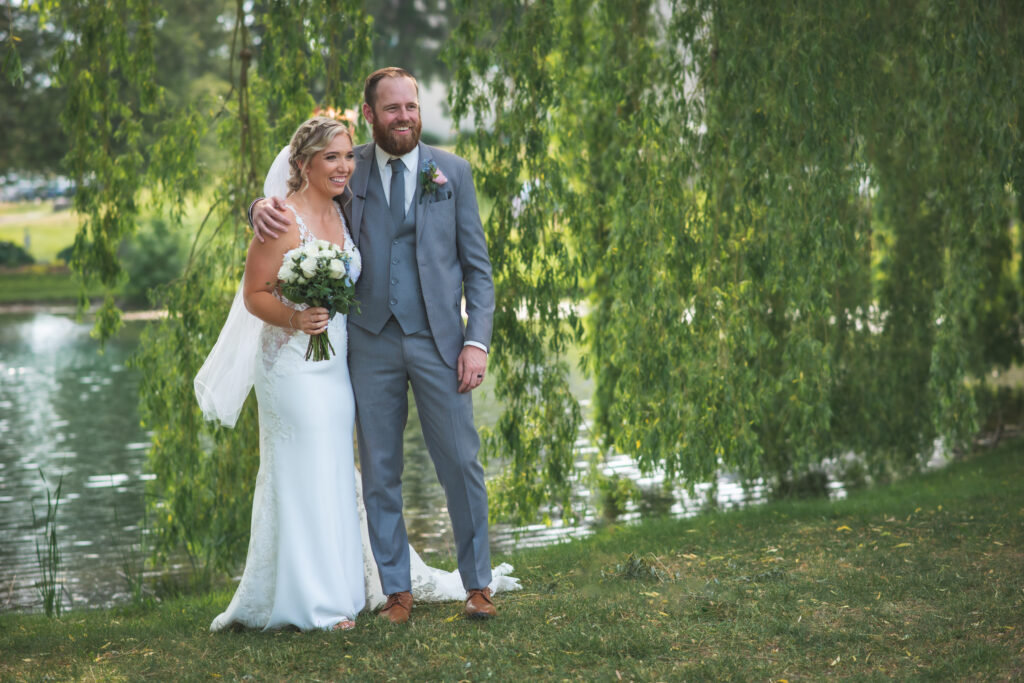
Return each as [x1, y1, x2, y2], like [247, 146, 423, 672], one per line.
[277, 239, 359, 361]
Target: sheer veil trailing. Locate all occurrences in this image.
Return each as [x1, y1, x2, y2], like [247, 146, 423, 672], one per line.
[193, 146, 292, 427]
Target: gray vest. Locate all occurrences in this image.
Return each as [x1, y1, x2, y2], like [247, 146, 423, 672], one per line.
[356, 159, 429, 335]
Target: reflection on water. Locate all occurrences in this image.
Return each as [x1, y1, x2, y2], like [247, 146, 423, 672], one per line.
[0, 313, 148, 611]
[1, 311, 876, 613]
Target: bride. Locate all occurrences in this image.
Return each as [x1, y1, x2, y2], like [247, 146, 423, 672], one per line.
[195, 115, 518, 632]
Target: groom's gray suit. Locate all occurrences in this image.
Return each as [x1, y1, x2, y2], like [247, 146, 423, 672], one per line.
[344, 140, 495, 595]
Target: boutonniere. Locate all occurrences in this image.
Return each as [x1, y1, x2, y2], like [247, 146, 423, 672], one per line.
[419, 160, 448, 203]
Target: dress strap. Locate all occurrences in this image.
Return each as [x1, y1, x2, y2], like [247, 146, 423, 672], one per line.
[284, 204, 315, 244]
[333, 203, 354, 251]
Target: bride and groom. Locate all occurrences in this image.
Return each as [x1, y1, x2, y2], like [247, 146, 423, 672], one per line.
[194, 67, 518, 632]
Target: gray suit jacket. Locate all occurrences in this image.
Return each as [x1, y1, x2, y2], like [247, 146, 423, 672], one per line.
[345, 141, 495, 369]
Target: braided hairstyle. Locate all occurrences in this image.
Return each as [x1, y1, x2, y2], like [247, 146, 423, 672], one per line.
[287, 116, 354, 194]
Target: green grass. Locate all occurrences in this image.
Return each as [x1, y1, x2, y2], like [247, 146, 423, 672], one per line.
[2, 439, 1022, 681]
[0, 195, 214, 305]
[0, 268, 109, 304]
[0, 200, 80, 264]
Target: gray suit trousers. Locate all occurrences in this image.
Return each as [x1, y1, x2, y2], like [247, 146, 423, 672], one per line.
[349, 318, 492, 595]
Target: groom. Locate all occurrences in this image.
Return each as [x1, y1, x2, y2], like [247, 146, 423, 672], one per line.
[251, 67, 497, 623]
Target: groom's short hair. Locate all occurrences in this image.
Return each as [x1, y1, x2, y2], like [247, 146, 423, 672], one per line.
[364, 67, 419, 109]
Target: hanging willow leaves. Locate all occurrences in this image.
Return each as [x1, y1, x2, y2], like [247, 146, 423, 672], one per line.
[449, 0, 1023, 521]
[134, 0, 371, 575]
[46, 0, 371, 574]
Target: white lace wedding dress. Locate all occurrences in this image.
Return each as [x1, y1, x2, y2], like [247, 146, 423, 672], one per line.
[203, 156, 518, 632]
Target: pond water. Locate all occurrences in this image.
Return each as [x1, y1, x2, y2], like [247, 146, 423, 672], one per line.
[1, 311, 856, 613]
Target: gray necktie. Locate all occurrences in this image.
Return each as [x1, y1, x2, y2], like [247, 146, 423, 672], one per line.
[388, 158, 406, 226]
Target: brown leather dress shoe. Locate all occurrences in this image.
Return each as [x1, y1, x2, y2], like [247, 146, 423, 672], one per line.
[465, 587, 497, 619]
[379, 591, 413, 624]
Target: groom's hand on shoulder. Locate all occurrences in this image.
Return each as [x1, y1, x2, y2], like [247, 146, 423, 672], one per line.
[251, 196, 291, 243]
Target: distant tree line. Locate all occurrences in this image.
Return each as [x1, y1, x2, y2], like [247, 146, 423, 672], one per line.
[2, 0, 455, 175]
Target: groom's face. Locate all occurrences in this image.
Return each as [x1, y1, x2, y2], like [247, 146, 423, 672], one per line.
[364, 76, 422, 156]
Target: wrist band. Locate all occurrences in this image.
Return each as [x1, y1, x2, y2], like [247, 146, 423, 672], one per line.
[289, 310, 297, 329]
[247, 197, 265, 230]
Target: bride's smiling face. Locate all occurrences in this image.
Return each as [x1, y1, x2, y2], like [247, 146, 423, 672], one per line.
[300, 133, 355, 197]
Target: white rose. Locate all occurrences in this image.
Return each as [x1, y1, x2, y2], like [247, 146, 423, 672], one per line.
[299, 256, 318, 278]
[278, 262, 296, 281]
[328, 258, 346, 279]
[317, 239, 332, 251]
[301, 243, 319, 259]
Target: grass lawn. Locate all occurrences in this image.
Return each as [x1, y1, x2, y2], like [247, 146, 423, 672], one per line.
[0, 195, 215, 306]
[2, 437, 1021, 681]
[0, 200, 80, 264]
[0, 267, 111, 305]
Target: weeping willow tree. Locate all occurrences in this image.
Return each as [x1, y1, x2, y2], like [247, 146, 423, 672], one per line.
[136, 1, 371, 576]
[18, 0, 1023, 569]
[20, 0, 372, 575]
[449, 0, 1024, 523]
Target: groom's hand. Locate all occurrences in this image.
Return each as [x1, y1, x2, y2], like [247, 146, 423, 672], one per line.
[252, 197, 291, 243]
[457, 346, 487, 393]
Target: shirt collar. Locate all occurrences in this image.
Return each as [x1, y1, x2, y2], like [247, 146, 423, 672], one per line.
[374, 143, 419, 176]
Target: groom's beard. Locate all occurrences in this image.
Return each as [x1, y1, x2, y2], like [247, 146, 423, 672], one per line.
[372, 116, 422, 156]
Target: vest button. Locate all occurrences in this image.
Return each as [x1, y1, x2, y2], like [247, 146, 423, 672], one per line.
[392, 257, 399, 264]
[390, 298, 398, 306]
[391, 278, 398, 285]
[393, 240, 399, 245]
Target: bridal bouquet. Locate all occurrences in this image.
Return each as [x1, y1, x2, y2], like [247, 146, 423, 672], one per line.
[277, 240, 359, 361]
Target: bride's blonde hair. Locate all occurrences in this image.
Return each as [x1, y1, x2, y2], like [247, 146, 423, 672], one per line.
[287, 116, 354, 194]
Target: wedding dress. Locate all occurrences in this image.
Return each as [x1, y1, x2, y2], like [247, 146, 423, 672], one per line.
[198, 147, 518, 632]
[208, 207, 364, 631]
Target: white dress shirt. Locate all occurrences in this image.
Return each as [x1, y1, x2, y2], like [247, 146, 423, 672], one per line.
[374, 144, 418, 217]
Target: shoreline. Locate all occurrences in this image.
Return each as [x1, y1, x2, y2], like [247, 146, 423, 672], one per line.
[0, 302, 166, 320]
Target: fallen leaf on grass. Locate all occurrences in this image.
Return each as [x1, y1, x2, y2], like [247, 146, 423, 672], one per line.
[836, 525, 852, 532]
[893, 543, 912, 548]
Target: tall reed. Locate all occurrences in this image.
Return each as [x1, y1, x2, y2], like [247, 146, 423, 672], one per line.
[32, 470, 66, 617]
